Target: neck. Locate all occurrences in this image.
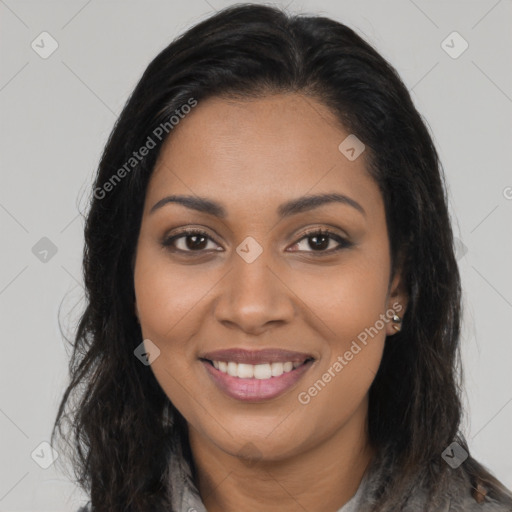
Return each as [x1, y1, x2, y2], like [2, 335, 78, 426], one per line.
[188, 398, 374, 512]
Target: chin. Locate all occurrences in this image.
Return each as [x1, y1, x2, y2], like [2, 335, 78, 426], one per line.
[207, 424, 310, 462]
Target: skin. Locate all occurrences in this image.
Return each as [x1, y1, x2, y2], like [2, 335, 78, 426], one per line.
[133, 93, 408, 512]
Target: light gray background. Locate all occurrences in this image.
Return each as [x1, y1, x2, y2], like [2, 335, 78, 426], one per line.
[1, 0, 511, 510]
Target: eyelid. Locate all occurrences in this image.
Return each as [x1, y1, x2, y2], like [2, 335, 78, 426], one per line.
[293, 225, 348, 242]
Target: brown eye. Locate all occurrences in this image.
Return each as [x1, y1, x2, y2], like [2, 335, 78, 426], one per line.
[289, 229, 352, 255]
[306, 233, 330, 251]
[162, 229, 221, 253]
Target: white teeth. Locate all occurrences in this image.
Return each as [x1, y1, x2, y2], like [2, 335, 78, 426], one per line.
[237, 363, 254, 379]
[253, 363, 272, 379]
[212, 360, 303, 379]
[271, 362, 284, 377]
[227, 361, 238, 377]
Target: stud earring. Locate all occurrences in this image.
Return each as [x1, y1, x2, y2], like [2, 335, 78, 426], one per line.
[392, 313, 402, 332]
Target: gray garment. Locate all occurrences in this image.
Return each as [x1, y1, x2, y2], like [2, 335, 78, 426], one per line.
[78, 443, 512, 511]
[337, 472, 366, 512]
[166, 442, 512, 512]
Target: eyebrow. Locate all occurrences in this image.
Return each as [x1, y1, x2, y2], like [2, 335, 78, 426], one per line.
[149, 192, 366, 218]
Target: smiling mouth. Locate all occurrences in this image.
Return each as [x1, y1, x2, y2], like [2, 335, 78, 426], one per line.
[198, 348, 316, 401]
[200, 358, 315, 379]
[199, 349, 316, 402]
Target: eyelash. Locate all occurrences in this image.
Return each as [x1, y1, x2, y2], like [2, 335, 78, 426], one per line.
[161, 227, 352, 257]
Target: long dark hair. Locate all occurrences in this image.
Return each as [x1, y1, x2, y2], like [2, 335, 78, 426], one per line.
[52, 4, 512, 511]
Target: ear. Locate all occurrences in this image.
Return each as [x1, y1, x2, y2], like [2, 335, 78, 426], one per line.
[385, 264, 408, 337]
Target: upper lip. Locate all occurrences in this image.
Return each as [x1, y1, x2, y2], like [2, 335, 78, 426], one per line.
[200, 348, 315, 365]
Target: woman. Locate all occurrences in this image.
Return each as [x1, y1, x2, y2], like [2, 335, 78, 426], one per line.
[53, 4, 512, 511]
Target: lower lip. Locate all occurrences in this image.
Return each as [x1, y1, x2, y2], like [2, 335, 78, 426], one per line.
[201, 360, 314, 402]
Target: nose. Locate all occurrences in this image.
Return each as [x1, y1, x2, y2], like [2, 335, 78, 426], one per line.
[213, 249, 296, 335]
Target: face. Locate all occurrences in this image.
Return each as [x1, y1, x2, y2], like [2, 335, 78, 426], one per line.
[133, 93, 407, 461]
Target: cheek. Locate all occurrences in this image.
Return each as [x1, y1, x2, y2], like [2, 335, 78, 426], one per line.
[133, 245, 218, 421]
[292, 246, 390, 419]
[133, 267, 193, 426]
[134, 246, 212, 344]
[295, 321, 386, 436]
[293, 249, 390, 346]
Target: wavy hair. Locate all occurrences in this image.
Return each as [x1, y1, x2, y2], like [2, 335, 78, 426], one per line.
[52, 3, 512, 511]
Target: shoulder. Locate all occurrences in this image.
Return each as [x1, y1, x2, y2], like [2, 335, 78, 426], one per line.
[358, 451, 512, 512]
[442, 467, 512, 512]
[401, 477, 512, 512]
[447, 493, 512, 511]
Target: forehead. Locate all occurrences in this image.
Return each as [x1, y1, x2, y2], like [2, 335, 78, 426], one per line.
[146, 93, 382, 219]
